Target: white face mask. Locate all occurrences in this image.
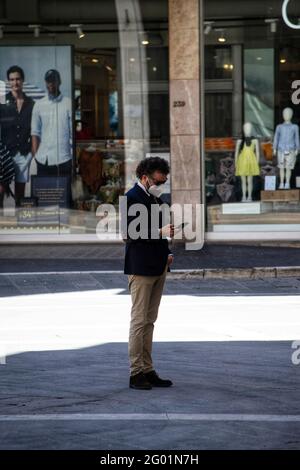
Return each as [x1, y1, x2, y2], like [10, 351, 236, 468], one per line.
[148, 184, 164, 198]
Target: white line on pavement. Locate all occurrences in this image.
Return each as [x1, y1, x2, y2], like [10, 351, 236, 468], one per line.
[0, 413, 300, 422]
[0, 270, 124, 276]
[0, 267, 299, 276]
[0, 269, 197, 276]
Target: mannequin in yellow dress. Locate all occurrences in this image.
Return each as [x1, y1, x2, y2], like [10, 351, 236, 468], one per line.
[235, 122, 260, 202]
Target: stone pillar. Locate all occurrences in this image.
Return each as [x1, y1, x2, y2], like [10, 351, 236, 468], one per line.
[169, 0, 202, 212]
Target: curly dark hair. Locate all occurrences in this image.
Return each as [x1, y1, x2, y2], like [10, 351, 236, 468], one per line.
[136, 157, 170, 179]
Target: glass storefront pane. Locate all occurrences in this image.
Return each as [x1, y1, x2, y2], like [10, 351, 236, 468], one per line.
[0, 0, 169, 238]
[204, 0, 300, 237]
[205, 93, 232, 137]
[205, 46, 233, 80]
[244, 48, 274, 138]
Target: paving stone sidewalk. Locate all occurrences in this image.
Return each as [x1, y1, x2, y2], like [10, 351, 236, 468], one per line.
[0, 243, 299, 277]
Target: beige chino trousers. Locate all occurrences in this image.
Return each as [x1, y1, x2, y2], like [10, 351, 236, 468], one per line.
[128, 264, 168, 376]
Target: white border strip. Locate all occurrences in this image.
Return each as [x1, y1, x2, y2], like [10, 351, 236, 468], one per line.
[206, 231, 300, 241]
[0, 413, 300, 422]
[1, 231, 300, 243]
[0, 270, 124, 276]
[0, 267, 299, 276]
[0, 234, 122, 244]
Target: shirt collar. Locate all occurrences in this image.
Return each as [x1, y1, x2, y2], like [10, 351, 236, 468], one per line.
[137, 181, 150, 196]
[6, 91, 29, 104]
[48, 92, 63, 103]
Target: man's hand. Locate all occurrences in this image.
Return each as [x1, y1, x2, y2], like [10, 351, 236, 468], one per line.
[31, 135, 40, 158]
[167, 254, 174, 266]
[160, 224, 174, 238]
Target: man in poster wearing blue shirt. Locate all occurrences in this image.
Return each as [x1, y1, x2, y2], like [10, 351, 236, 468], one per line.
[31, 69, 72, 176]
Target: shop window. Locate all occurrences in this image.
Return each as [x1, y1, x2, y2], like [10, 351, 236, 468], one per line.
[204, 1, 300, 237]
[205, 46, 233, 80]
[0, 0, 169, 238]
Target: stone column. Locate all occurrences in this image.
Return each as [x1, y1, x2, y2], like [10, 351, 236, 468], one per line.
[169, 0, 203, 237]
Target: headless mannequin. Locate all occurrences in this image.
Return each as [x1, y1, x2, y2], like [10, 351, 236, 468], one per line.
[235, 123, 260, 202]
[273, 108, 300, 189]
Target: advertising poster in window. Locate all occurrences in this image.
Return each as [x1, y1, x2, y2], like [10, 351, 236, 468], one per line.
[0, 45, 73, 231]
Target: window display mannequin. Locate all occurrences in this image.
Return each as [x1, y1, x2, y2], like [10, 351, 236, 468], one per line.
[273, 107, 300, 189]
[235, 122, 260, 202]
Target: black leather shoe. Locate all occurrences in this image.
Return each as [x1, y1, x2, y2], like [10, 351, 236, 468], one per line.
[144, 370, 173, 387]
[129, 372, 152, 390]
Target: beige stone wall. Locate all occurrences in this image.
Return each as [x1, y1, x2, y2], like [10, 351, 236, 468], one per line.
[169, 0, 202, 207]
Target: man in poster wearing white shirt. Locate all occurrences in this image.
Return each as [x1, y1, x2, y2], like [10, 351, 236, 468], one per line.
[31, 69, 72, 176]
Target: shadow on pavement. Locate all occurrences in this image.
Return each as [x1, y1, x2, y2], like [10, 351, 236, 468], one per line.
[0, 341, 300, 450]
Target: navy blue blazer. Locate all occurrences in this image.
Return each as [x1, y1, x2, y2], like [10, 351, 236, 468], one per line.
[123, 183, 171, 276]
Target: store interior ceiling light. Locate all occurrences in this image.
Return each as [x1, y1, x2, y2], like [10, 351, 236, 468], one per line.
[141, 32, 150, 46]
[77, 27, 85, 39]
[204, 21, 214, 35]
[215, 28, 226, 43]
[271, 21, 277, 33]
[265, 19, 278, 33]
[70, 24, 85, 39]
[29, 24, 40, 38]
[140, 32, 150, 46]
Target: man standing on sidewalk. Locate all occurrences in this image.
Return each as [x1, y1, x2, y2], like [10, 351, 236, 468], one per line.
[124, 157, 174, 390]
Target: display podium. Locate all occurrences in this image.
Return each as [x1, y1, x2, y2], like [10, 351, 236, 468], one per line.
[222, 202, 272, 215]
[208, 189, 300, 233]
[261, 189, 300, 202]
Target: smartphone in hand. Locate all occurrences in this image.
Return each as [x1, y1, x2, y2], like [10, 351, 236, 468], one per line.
[174, 222, 188, 230]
